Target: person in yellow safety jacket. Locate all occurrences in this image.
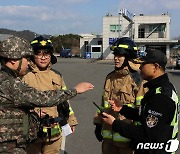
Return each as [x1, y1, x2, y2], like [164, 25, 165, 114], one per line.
[23, 35, 78, 154]
[93, 37, 148, 154]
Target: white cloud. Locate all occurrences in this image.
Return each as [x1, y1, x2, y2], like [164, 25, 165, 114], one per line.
[0, 5, 88, 34]
[119, 0, 180, 14]
[0, 6, 77, 21]
[0, 0, 179, 37]
[40, 0, 89, 5]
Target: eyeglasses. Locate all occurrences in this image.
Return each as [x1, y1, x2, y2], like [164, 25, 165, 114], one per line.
[35, 51, 51, 59]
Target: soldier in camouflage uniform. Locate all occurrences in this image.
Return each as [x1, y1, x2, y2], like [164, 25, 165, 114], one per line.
[0, 36, 94, 154]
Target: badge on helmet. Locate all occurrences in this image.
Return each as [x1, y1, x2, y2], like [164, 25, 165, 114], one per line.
[31, 35, 57, 64]
[110, 37, 138, 59]
[0, 36, 33, 59]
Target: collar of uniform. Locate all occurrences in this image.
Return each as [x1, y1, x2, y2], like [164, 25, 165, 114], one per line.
[29, 60, 51, 73]
[143, 73, 169, 90]
[115, 66, 129, 76]
[1, 65, 17, 78]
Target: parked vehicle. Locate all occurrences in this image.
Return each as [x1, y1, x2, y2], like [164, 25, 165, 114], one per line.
[60, 49, 72, 58]
[176, 56, 180, 69]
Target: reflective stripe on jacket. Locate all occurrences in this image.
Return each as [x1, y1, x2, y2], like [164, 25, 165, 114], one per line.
[62, 85, 74, 115]
[102, 130, 130, 142]
[156, 87, 179, 139]
[43, 125, 61, 137]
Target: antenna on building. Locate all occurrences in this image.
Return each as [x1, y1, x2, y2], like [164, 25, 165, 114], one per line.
[118, 9, 123, 38]
[106, 13, 110, 17]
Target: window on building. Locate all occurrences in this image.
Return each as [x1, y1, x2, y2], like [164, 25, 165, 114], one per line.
[92, 47, 101, 52]
[116, 25, 121, 32]
[138, 28, 145, 38]
[110, 25, 116, 32]
[149, 24, 165, 32]
[146, 45, 166, 54]
[98, 40, 102, 45]
[110, 25, 121, 32]
[159, 24, 166, 32]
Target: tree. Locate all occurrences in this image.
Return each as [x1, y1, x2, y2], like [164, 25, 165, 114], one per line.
[0, 28, 81, 55]
[51, 34, 80, 55]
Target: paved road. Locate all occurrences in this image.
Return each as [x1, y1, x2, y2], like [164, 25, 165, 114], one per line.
[52, 58, 180, 154]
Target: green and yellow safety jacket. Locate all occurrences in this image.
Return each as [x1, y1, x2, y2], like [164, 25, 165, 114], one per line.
[112, 73, 179, 154]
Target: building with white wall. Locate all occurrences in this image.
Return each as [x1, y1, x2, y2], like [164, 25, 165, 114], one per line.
[133, 14, 177, 59]
[80, 33, 102, 58]
[80, 10, 178, 59]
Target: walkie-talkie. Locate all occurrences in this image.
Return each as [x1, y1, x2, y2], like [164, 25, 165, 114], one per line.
[92, 102, 107, 118]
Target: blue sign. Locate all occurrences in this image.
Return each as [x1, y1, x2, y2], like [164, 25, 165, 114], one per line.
[86, 52, 91, 59]
[109, 38, 119, 45]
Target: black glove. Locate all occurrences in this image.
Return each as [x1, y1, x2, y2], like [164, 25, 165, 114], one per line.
[94, 124, 103, 142]
[57, 101, 70, 126]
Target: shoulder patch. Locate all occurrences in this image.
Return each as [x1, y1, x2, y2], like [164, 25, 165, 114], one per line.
[146, 114, 158, 128]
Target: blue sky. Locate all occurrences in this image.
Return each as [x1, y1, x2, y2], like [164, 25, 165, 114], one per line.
[0, 0, 180, 39]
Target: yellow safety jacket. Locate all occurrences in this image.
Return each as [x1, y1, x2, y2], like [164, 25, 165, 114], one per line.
[22, 62, 78, 141]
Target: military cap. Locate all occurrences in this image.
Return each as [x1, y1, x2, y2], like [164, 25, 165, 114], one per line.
[0, 36, 33, 59]
[138, 48, 167, 68]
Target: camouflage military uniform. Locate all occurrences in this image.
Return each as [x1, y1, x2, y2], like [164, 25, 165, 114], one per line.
[0, 37, 77, 153]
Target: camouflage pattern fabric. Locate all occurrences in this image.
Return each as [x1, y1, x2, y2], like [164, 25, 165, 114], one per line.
[0, 36, 33, 59]
[0, 66, 77, 150]
[0, 141, 26, 154]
